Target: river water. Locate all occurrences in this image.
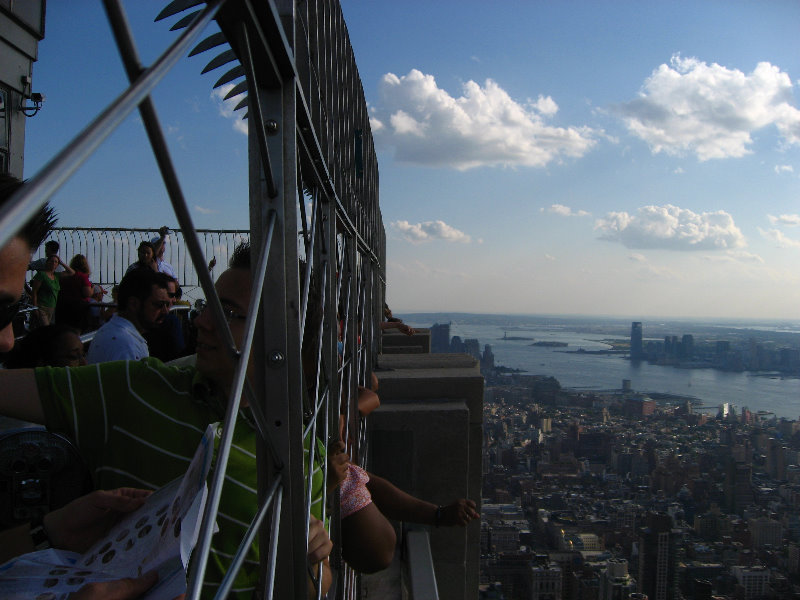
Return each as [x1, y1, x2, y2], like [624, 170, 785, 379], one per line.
[404, 317, 800, 420]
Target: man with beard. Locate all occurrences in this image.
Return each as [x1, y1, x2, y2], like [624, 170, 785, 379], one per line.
[86, 269, 171, 364]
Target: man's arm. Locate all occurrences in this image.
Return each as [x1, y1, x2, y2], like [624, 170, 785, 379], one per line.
[151, 226, 169, 257]
[0, 369, 44, 423]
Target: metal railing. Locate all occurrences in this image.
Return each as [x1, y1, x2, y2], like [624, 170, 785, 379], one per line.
[32, 227, 249, 301]
[5, 0, 384, 598]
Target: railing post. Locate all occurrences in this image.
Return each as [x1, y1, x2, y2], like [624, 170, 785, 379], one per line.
[249, 70, 306, 600]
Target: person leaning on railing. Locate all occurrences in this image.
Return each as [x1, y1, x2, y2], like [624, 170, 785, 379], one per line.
[0, 240, 331, 598]
[380, 303, 416, 336]
[332, 377, 479, 573]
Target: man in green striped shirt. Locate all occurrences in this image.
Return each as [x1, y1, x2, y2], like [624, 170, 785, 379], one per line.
[0, 242, 330, 597]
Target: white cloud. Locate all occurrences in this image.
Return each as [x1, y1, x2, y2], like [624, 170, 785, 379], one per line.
[760, 227, 800, 248]
[211, 84, 248, 135]
[673, 167, 684, 174]
[774, 164, 794, 174]
[371, 69, 598, 169]
[767, 213, 800, 226]
[391, 219, 472, 243]
[541, 204, 591, 217]
[628, 253, 647, 263]
[544, 254, 556, 261]
[616, 55, 800, 160]
[703, 250, 765, 264]
[532, 95, 559, 117]
[595, 204, 746, 250]
[194, 205, 218, 215]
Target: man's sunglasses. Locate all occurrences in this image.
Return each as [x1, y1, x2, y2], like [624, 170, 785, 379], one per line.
[0, 300, 23, 331]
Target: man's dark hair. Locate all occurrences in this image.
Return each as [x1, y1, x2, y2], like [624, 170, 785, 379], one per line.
[229, 240, 251, 269]
[44, 240, 60, 253]
[118, 269, 170, 310]
[0, 174, 57, 250]
[4, 324, 80, 368]
[137, 240, 154, 252]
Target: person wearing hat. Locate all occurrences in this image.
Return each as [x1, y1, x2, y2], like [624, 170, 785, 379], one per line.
[150, 225, 176, 279]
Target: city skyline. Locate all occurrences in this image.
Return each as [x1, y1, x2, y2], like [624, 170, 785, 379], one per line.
[22, 1, 800, 319]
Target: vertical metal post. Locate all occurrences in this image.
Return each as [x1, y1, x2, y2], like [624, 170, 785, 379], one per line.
[252, 81, 306, 600]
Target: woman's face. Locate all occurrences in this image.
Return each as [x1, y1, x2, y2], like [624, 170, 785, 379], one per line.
[52, 332, 87, 367]
[138, 246, 153, 263]
[45, 255, 59, 271]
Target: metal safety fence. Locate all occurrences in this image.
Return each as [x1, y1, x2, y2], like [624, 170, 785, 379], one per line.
[1, 0, 384, 598]
[33, 227, 250, 303]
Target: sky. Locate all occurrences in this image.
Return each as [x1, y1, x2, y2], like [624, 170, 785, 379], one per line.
[22, 1, 800, 320]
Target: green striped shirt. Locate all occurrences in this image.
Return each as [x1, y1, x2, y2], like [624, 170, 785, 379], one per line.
[35, 357, 325, 597]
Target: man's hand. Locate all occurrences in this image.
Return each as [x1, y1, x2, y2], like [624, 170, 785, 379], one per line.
[439, 499, 479, 527]
[327, 441, 349, 493]
[43, 488, 152, 553]
[69, 571, 158, 600]
[307, 516, 332, 564]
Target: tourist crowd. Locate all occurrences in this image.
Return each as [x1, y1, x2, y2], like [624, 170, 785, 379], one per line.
[0, 174, 478, 598]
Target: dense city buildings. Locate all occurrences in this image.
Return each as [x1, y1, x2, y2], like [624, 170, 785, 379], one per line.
[630, 322, 800, 375]
[478, 364, 800, 599]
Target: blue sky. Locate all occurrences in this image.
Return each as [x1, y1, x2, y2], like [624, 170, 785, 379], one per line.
[23, 1, 800, 319]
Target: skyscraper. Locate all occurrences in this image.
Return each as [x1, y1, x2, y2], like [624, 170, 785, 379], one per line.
[430, 322, 451, 353]
[630, 322, 643, 360]
[638, 513, 679, 600]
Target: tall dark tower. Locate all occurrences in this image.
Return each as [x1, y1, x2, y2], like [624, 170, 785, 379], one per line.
[638, 513, 679, 600]
[631, 322, 643, 360]
[430, 322, 451, 353]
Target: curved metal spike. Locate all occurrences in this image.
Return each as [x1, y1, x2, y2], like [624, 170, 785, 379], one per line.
[242, 113, 248, 120]
[201, 49, 237, 74]
[155, 0, 203, 22]
[189, 32, 228, 57]
[234, 97, 249, 111]
[224, 81, 248, 100]
[170, 10, 201, 31]
[214, 66, 245, 89]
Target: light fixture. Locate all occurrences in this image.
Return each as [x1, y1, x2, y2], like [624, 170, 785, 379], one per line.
[19, 75, 45, 117]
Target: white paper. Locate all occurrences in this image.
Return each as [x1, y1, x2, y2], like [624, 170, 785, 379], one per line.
[0, 424, 217, 599]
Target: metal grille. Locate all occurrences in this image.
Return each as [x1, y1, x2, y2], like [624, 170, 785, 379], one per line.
[34, 227, 249, 301]
[0, 0, 384, 597]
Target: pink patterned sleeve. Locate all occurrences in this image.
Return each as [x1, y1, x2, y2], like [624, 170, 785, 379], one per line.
[339, 464, 372, 518]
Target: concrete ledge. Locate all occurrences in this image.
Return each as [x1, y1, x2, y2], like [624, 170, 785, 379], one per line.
[370, 402, 470, 600]
[382, 345, 425, 354]
[382, 329, 431, 353]
[378, 353, 478, 370]
[376, 368, 483, 426]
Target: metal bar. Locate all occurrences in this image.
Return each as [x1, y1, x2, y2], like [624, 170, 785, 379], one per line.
[214, 476, 282, 599]
[0, 0, 224, 251]
[299, 193, 318, 342]
[262, 484, 284, 599]
[49, 226, 249, 234]
[101, 0, 240, 368]
[186, 211, 277, 600]
[238, 22, 278, 198]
